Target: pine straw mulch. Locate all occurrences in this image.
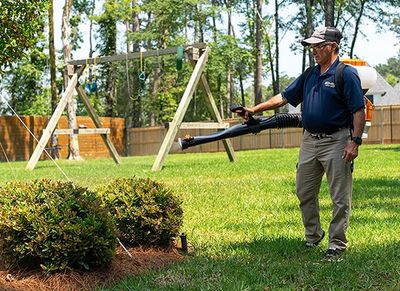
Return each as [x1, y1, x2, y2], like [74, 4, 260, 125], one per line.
[0, 246, 184, 291]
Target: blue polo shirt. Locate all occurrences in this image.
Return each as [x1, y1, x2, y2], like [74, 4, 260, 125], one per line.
[282, 58, 364, 133]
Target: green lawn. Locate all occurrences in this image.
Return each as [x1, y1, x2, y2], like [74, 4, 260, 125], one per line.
[1, 144, 399, 290]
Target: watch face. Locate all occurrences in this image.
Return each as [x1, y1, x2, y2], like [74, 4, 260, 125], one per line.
[353, 137, 362, 145]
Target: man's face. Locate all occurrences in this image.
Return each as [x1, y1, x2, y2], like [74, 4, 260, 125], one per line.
[310, 42, 336, 65]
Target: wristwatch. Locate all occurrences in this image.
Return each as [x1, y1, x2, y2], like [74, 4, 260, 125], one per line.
[352, 136, 362, 145]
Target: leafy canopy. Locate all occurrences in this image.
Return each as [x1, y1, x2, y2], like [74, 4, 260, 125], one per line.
[0, 0, 48, 70]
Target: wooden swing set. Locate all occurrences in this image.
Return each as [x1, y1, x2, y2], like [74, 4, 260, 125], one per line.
[26, 43, 235, 171]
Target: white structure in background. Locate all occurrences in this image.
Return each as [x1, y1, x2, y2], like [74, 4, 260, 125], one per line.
[377, 81, 400, 105]
[366, 73, 397, 105]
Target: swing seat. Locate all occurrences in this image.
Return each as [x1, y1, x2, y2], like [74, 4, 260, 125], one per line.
[90, 81, 97, 92]
[85, 82, 97, 93]
[85, 83, 91, 93]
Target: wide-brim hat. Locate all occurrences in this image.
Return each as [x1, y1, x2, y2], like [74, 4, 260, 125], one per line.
[302, 27, 343, 46]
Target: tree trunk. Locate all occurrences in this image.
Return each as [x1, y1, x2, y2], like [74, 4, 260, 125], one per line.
[105, 62, 116, 117]
[254, 0, 263, 106]
[62, 0, 82, 160]
[130, 0, 141, 128]
[197, 2, 205, 43]
[350, 0, 366, 58]
[273, 0, 280, 95]
[149, 35, 166, 126]
[48, 0, 59, 159]
[323, 0, 335, 26]
[124, 0, 141, 128]
[305, 0, 315, 68]
[226, 0, 234, 117]
[212, 0, 224, 117]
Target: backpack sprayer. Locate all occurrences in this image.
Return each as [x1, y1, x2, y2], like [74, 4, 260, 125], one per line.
[341, 58, 376, 138]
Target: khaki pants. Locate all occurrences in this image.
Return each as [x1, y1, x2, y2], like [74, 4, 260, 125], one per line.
[297, 128, 352, 250]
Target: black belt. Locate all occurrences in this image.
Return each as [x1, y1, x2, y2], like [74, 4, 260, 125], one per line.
[307, 127, 348, 139]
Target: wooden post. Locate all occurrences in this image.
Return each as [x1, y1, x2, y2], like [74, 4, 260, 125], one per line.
[151, 47, 210, 171]
[75, 85, 122, 164]
[26, 73, 78, 170]
[199, 74, 236, 162]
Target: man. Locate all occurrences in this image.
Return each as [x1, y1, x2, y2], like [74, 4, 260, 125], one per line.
[239, 27, 365, 257]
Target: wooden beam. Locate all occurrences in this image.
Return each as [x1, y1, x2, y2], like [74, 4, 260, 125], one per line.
[54, 128, 110, 135]
[26, 73, 78, 170]
[166, 122, 229, 129]
[152, 47, 210, 171]
[75, 85, 122, 164]
[69, 43, 207, 66]
[199, 74, 236, 162]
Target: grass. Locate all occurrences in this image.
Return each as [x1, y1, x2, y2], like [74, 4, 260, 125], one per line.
[1, 144, 399, 290]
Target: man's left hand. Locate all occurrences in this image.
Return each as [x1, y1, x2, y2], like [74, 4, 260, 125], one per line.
[342, 142, 359, 163]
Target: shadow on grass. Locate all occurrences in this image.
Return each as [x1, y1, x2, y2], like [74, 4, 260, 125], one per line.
[111, 236, 400, 290]
[364, 145, 400, 152]
[353, 177, 400, 206]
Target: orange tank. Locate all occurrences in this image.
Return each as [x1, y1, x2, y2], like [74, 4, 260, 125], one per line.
[364, 96, 374, 122]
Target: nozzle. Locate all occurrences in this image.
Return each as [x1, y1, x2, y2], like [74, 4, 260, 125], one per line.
[178, 138, 186, 150]
[178, 135, 193, 150]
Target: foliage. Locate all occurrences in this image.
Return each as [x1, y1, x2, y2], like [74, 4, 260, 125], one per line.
[1, 0, 400, 119]
[96, 177, 183, 247]
[94, 0, 118, 117]
[0, 0, 48, 70]
[0, 179, 116, 273]
[263, 73, 296, 105]
[1, 38, 51, 115]
[375, 52, 400, 85]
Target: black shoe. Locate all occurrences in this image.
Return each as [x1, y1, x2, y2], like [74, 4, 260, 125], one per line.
[325, 248, 341, 258]
[305, 230, 325, 248]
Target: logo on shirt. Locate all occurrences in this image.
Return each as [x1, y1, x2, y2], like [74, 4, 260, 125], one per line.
[324, 81, 335, 88]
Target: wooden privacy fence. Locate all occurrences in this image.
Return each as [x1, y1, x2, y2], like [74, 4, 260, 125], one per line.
[127, 105, 400, 156]
[0, 105, 398, 162]
[0, 116, 125, 162]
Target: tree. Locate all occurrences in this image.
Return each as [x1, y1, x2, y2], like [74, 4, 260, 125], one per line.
[1, 2, 50, 116]
[339, 1, 399, 58]
[2, 43, 51, 116]
[49, 0, 60, 159]
[62, 0, 82, 160]
[0, 0, 48, 70]
[96, 0, 118, 117]
[321, 0, 335, 26]
[254, 0, 263, 106]
[375, 53, 400, 86]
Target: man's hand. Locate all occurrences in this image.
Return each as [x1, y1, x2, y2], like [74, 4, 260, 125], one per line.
[342, 141, 359, 163]
[230, 104, 255, 121]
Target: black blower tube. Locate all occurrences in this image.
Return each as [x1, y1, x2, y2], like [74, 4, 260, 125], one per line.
[178, 113, 302, 150]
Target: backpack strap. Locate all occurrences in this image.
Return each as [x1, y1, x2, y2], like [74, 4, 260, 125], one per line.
[300, 66, 314, 129]
[334, 62, 348, 97]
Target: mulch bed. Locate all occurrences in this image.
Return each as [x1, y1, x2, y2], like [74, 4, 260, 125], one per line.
[0, 246, 183, 291]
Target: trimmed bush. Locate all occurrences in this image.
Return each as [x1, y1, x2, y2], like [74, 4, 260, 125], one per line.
[0, 179, 116, 273]
[96, 177, 183, 247]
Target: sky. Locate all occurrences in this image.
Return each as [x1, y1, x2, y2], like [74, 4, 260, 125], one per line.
[54, 0, 400, 79]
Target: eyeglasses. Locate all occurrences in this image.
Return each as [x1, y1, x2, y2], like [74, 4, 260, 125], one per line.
[309, 42, 336, 50]
[310, 42, 329, 50]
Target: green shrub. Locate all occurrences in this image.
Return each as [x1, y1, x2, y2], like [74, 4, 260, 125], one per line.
[0, 179, 116, 273]
[96, 177, 183, 247]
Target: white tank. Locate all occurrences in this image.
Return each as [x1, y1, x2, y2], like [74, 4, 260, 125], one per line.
[340, 58, 377, 90]
[351, 65, 377, 90]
